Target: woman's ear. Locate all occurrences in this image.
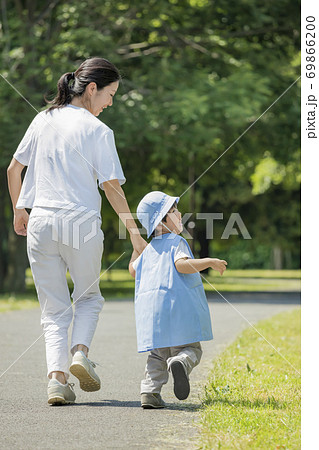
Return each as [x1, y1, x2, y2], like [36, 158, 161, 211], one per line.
[86, 82, 97, 97]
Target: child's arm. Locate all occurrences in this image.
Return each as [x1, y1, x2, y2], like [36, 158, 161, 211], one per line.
[129, 249, 140, 278]
[175, 257, 227, 276]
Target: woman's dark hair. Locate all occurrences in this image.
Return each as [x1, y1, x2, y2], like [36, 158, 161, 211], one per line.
[46, 57, 121, 111]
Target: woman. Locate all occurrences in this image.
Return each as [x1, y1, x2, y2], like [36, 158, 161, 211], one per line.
[7, 57, 146, 405]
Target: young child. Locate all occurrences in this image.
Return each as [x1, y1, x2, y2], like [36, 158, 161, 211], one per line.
[129, 191, 227, 409]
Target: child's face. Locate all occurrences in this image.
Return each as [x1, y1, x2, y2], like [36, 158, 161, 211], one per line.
[164, 205, 183, 234]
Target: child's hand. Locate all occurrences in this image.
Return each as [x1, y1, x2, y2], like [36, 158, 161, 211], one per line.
[210, 258, 227, 275]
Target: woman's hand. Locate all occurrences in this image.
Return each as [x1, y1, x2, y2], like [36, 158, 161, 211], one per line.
[103, 179, 148, 254]
[130, 233, 147, 255]
[14, 209, 29, 236]
[7, 158, 27, 235]
[210, 258, 227, 276]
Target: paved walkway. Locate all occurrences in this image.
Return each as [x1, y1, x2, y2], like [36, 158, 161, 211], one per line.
[0, 293, 300, 449]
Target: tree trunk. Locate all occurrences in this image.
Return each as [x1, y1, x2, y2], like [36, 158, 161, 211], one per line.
[0, 168, 9, 291]
[4, 226, 28, 293]
[197, 224, 210, 274]
[198, 227, 210, 259]
[197, 187, 212, 273]
[284, 250, 292, 269]
[272, 245, 283, 270]
[187, 153, 195, 253]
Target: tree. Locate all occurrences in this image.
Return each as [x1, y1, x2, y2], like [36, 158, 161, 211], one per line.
[0, 0, 300, 291]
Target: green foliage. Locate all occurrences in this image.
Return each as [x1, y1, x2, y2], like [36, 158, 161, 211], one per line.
[0, 0, 300, 290]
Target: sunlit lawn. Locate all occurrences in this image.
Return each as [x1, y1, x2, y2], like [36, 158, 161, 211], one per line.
[99, 269, 300, 295]
[0, 269, 300, 312]
[0, 297, 39, 312]
[204, 269, 301, 292]
[101, 269, 301, 295]
[199, 308, 301, 449]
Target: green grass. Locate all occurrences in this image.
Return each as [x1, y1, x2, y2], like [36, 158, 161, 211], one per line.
[97, 269, 301, 295]
[1, 269, 300, 313]
[199, 308, 301, 449]
[203, 269, 300, 292]
[0, 296, 39, 312]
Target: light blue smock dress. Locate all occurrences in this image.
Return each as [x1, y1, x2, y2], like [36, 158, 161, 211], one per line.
[134, 233, 213, 352]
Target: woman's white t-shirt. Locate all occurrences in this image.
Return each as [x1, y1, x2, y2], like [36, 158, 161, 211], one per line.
[14, 105, 125, 216]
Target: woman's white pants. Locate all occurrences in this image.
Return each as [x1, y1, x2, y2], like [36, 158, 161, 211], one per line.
[27, 210, 104, 378]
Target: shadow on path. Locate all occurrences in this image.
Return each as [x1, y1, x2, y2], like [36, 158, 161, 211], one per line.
[64, 399, 202, 412]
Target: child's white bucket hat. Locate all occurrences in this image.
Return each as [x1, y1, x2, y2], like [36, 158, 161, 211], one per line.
[137, 191, 180, 238]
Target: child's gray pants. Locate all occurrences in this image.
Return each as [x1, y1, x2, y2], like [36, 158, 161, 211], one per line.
[140, 342, 202, 394]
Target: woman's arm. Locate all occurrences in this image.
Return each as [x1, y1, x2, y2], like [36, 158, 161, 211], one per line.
[175, 257, 227, 275]
[7, 158, 29, 236]
[103, 179, 147, 254]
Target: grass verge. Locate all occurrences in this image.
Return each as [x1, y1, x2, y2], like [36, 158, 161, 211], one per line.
[26, 268, 301, 294]
[1, 269, 300, 313]
[199, 308, 301, 449]
[98, 269, 301, 295]
[0, 296, 39, 312]
[204, 270, 301, 292]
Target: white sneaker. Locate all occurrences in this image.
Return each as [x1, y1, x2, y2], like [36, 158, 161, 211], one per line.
[47, 379, 76, 405]
[69, 351, 101, 392]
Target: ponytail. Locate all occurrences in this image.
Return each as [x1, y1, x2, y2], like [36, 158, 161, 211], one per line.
[46, 57, 120, 112]
[46, 72, 76, 111]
